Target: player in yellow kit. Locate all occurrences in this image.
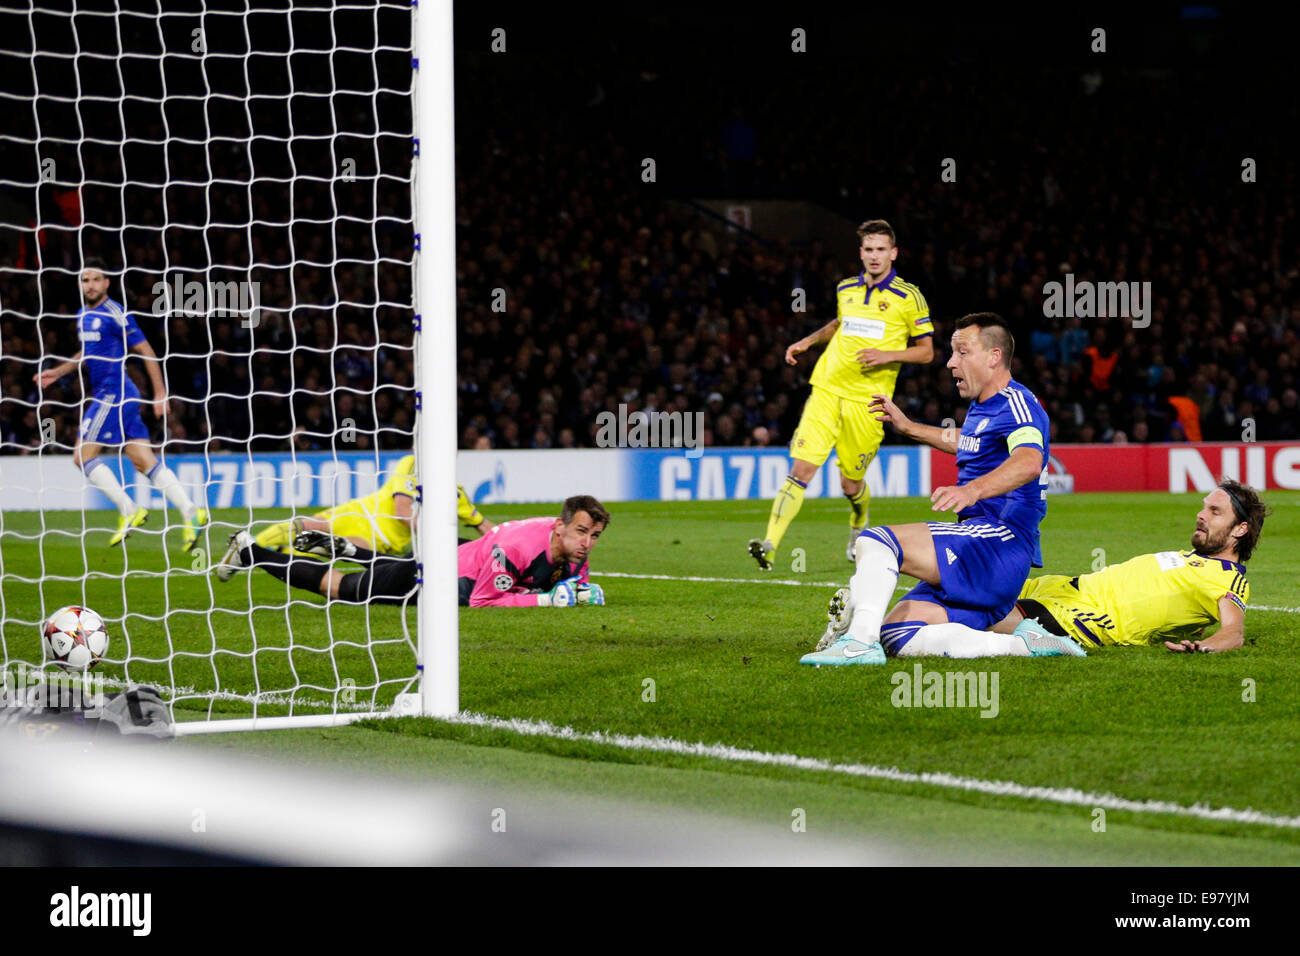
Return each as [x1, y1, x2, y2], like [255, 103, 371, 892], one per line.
[248, 453, 418, 560]
[243, 453, 493, 562]
[247, 454, 498, 557]
[1001, 480, 1268, 653]
[749, 220, 935, 569]
[226, 455, 419, 579]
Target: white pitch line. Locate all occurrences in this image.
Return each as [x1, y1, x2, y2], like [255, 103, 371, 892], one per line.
[72, 674, 372, 714]
[592, 572, 1297, 613]
[443, 711, 1300, 830]
[594, 570, 847, 588]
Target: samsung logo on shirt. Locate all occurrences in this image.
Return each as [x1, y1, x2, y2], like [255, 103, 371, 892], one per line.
[958, 434, 981, 452]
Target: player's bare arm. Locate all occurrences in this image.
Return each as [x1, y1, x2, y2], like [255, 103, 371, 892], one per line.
[931, 444, 1042, 513]
[868, 392, 958, 454]
[1166, 595, 1246, 653]
[856, 335, 935, 371]
[34, 351, 83, 388]
[785, 319, 839, 365]
[130, 340, 169, 418]
[393, 492, 414, 528]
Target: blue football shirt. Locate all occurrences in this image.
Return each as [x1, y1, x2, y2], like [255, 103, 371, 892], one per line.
[954, 379, 1050, 565]
[78, 297, 146, 399]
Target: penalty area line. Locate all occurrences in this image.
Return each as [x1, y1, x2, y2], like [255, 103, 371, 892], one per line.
[443, 711, 1300, 830]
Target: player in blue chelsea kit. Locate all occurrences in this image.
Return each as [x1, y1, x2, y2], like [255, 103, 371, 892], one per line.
[34, 260, 208, 550]
[801, 312, 1083, 665]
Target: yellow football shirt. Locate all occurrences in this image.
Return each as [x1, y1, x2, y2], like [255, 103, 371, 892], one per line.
[1075, 550, 1249, 646]
[809, 268, 932, 402]
[363, 454, 417, 516]
[323, 454, 416, 552]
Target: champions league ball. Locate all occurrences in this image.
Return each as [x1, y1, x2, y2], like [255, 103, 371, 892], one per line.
[42, 605, 110, 672]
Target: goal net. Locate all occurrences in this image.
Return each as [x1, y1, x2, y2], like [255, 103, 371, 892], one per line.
[0, 1, 454, 729]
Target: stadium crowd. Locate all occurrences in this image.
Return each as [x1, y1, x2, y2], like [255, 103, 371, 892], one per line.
[2, 28, 1297, 456]
[452, 52, 1299, 451]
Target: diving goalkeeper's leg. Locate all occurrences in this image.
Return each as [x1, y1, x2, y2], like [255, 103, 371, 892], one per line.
[255, 513, 318, 551]
[216, 530, 334, 595]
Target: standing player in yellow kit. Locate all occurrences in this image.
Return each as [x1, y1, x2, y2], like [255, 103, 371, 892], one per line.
[749, 220, 935, 569]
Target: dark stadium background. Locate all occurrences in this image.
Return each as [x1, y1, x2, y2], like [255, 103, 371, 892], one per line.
[1, 3, 1296, 457]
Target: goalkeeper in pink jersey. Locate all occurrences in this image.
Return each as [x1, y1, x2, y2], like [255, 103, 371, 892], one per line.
[458, 495, 610, 607]
[216, 494, 609, 608]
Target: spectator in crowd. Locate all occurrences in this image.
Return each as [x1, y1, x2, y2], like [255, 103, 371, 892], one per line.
[4, 40, 1298, 460]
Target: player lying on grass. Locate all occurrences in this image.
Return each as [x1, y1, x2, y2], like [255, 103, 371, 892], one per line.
[34, 260, 208, 550]
[812, 480, 1268, 657]
[246, 456, 494, 568]
[457, 495, 609, 606]
[249, 453, 418, 563]
[215, 494, 609, 608]
[218, 526, 420, 605]
[800, 312, 1074, 667]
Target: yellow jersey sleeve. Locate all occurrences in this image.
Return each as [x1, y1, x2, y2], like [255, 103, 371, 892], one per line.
[1218, 563, 1249, 612]
[379, 455, 417, 511]
[907, 285, 933, 340]
[1178, 556, 1247, 629]
[810, 272, 928, 402]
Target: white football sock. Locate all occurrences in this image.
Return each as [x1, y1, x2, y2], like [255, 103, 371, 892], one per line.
[894, 622, 1031, 658]
[846, 535, 900, 645]
[84, 459, 137, 517]
[148, 464, 196, 521]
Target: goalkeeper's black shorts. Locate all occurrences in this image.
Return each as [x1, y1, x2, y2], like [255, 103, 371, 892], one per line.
[337, 554, 418, 605]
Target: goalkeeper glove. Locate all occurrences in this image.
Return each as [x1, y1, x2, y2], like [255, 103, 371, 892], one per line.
[537, 578, 605, 607]
[537, 579, 578, 607]
[574, 582, 605, 605]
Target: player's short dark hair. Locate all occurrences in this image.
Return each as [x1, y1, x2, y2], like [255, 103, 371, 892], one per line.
[562, 494, 610, 529]
[955, 312, 1015, 367]
[81, 257, 109, 275]
[1218, 478, 1269, 563]
[856, 219, 896, 247]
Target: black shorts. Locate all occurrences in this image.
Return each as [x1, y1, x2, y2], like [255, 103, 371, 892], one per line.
[1015, 598, 1069, 636]
[338, 555, 418, 606]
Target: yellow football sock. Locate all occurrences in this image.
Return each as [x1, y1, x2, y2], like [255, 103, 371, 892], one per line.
[255, 521, 291, 549]
[765, 475, 808, 551]
[846, 485, 870, 532]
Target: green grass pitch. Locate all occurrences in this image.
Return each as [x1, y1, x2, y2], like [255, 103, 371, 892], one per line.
[4, 492, 1298, 863]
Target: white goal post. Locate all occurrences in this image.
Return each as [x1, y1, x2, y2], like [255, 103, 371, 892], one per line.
[0, 1, 458, 732]
[414, 0, 460, 722]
